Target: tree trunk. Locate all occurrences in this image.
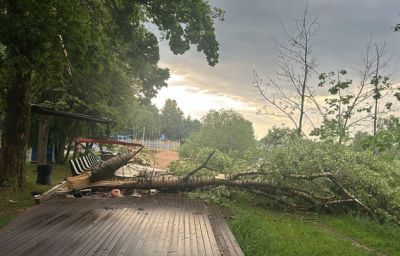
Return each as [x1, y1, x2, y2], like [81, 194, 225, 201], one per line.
[64, 140, 73, 162]
[90, 148, 143, 182]
[72, 141, 79, 159]
[52, 150, 400, 226]
[37, 115, 48, 165]
[0, 70, 32, 188]
[56, 132, 67, 164]
[373, 45, 380, 136]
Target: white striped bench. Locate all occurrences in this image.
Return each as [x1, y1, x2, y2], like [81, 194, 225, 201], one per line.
[69, 154, 102, 176]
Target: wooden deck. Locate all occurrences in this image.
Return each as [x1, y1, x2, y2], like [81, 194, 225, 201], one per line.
[0, 193, 244, 256]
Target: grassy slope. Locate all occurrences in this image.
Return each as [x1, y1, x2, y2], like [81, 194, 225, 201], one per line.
[228, 199, 400, 256]
[0, 163, 70, 228]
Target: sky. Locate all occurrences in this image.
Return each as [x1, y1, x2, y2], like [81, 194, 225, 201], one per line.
[152, 0, 400, 139]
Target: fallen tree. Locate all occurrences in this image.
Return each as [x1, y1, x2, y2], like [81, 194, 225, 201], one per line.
[54, 140, 400, 226]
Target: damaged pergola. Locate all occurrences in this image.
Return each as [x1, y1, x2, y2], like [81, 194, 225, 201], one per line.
[31, 104, 117, 184]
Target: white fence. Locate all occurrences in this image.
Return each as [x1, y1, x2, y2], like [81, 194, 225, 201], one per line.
[133, 139, 180, 151]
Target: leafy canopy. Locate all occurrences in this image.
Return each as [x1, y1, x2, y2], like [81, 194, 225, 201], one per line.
[181, 109, 256, 156]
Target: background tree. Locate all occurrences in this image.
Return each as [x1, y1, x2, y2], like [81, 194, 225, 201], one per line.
[352, 116, 400, 159]
[181, 116, 201, 141]
[127, 102, 161, 140]
[160, 99, 185, 140]
[252, 5, 321, 136]
[181, 109, 256, 155]
[260, 126, 297, 147]
[312, 42, 392, 144]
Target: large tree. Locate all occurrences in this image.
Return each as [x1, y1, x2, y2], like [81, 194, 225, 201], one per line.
[0, 0, 223, 188]
[160, 99, 185, 140]
[181, 109, 256, 155]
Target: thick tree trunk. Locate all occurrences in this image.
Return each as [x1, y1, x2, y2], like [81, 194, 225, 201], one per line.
[90, 148, 143, 182]
[0, 70, 32, 188]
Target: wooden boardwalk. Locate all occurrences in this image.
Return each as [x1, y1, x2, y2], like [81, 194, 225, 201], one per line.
[0, 193, 244, 256]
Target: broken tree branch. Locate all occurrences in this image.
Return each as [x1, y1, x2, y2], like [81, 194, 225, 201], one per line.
[180, 150, 216, 182]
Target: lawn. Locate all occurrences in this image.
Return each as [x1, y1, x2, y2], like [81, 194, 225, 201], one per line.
[228, 197, 400, 256]
[0, 163, 70, 228]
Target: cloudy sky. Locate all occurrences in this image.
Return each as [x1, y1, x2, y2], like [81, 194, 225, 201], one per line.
[152, 0, 400, 138]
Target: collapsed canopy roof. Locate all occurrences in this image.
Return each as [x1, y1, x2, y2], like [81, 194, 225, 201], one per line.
[31, 104, 116, 125]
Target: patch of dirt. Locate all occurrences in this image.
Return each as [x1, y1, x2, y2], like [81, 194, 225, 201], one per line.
[154, 150, 179, 169]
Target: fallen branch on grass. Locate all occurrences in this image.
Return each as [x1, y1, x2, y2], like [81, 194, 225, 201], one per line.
[51, 150, 400, 226]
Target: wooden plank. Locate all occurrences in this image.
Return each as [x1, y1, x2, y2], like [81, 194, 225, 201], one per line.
[49, 206, 114, 256]
[150, 195, 173, 255]
[112, 202, 149, 256]
[196, 201, 215, 256]
[165, 194, 180, 256]
[30, 209, 106, 256]
[96, 207, 139, 256]
[197, 200, 221, 256]
[176, 194, 186, 255]
[0, 206, 71, 244]
[121, 202, 157, 256]
[183, 196, 192, 256]
[207, 204, 245, 256]
[6, 201, 97, 256]
[82, 208, 132, 255]
[140, 196, 171, 255]
[0, 194, 243, 256]
[167, 194, 183, 256]
[189, 197, 206, 256]
[102, 207, 143, 256]
[46, 209, 114, 256]
[131, 198, 168, 255]
[69, 208, 129, 256]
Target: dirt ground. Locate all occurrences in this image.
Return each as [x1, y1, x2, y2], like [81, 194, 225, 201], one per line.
[154, 150, 179, 169]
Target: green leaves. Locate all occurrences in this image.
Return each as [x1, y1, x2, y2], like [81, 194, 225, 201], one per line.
[265, 138, 400, 223]
[143, 0, 223, 66]
[180, 109, 256, 156]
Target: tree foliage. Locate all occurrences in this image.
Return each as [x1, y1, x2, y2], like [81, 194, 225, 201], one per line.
[181, 109, 256, 156]
[160, 99, 184, 140]
[312, 41, 392, 144]
[260, 126, 297, 147]
[0, 0, 223, 188]
[262, 139, 400, 224]
[352, 116, 400, 160]
[172, 134, 400, 225]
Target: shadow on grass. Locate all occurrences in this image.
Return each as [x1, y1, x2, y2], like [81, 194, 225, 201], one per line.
[0, 163, 70, 228]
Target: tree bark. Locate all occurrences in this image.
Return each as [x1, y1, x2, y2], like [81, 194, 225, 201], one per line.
[55, 131, 67, 164]
[90, 147, 143, 182]
[37, 115, 48, 165]
[52, 151, 400, 226]
[0, 70, 32, 188]
[64, 140, 73, 162]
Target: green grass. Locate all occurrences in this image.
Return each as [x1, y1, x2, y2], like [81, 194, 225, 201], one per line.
[227, 196, 400, 256]
[0, 163, 70, 228]
[322, 215, 400, 255]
